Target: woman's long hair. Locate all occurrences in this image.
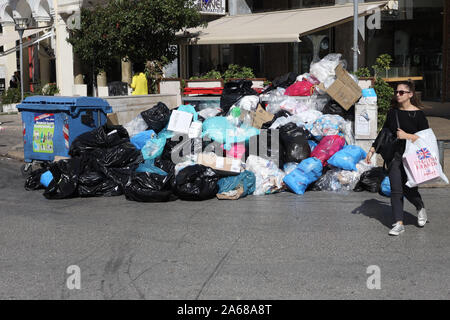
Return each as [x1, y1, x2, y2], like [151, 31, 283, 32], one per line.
[391, 80, 423, 109]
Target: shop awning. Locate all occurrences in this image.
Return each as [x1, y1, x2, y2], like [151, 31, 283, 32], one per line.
[180, 1, 388, 45]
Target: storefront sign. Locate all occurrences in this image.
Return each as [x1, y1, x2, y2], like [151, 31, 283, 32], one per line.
[195, 0, 226, 15]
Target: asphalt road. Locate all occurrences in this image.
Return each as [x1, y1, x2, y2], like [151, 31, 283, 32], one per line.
[0, 157, 449, 300]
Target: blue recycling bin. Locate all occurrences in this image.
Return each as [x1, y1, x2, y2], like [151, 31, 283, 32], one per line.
[17, 96, 112, 163]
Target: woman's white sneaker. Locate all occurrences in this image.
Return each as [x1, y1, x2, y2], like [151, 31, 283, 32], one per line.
[389, 223, 405, 236]
[418, 208, 427, 227]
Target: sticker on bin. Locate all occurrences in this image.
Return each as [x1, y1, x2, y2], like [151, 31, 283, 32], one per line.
[33, 113, 55, 153]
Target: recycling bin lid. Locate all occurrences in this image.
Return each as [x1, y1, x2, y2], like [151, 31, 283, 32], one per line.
[17, 96, 112, 114]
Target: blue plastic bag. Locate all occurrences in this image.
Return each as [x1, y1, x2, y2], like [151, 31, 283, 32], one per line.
[307, 140, 318, 152]
[283, 162, 299, 175]
[178, 104, 198, 122]
[381, 176, 391, 197]
[202, 117, 260, 150]
[130, 130, 156, 150]
[40, 170, 54, 188]
[141, 135, 167, 160]
[327, 145, 366, 171]
[362, 88, 377, 98]
[217, 171, 256, 198]
[283, 157, 323, 195]
[136, 159, 168, 176]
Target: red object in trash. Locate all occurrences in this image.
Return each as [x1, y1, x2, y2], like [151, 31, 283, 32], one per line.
[310, 135, 346, 166]
[183, 87, 223, 95]
[284, 80, 315, 96]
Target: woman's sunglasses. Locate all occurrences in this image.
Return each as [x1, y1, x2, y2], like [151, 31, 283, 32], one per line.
[395, 90, 411, 96]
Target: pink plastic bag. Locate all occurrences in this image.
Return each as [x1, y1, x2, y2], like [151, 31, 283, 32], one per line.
[284, 80, 315, 96]
[222, 143, 246, 160]
[310, 135, 345, 166]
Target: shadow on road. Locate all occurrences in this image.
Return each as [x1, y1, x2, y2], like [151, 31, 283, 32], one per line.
[351, 198, 417, 229]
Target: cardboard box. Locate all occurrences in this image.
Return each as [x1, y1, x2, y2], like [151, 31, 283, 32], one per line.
[318, 64, 362, 111]
[107, 112, 119, 126]
[239, 104, 274, 129]
[197, 153, 242, 174]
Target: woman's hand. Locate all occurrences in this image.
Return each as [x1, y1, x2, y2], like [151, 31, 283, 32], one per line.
[365, 147, 375, 164]
[397, 128, 410, 140]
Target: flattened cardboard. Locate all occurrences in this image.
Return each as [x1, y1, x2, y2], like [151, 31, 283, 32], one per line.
[238, 104, 274, 129]
[319, 64, 362, 111]
[107, 113, 119, 126]
[252, 104, 274, 128]
[197, 153, 242, 173]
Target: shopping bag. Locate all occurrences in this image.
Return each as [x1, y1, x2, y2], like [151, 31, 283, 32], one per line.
[402, 128, 448, 187]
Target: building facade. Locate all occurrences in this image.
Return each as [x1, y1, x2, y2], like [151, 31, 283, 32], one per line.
[0, 0, 447, 102]
[182, 0, 447, 102]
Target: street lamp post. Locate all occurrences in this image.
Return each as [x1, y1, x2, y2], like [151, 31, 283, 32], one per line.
[353, 0, 358, 73]
[14, 17, 29, 102]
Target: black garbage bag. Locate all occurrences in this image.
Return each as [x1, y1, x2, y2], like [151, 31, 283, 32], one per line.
[161, 135, 206, 162]
[279, 123, 312, 164]
[322, 100, 355, 121]
[43, 158, 82, 199]
[101, 166, 137, 189]
[261, 110, 291, 130]
[124, 171, 174, 202]
[354, 167, 387, 193]
[77, 171, 122, 197]
[307, 165, 333, 191]
[24, 166, 49, 191]
[154, 158, 176, 176]
[69, 124, 130, 157]
[220, 80, 257, 114]
[174, 165, 219, 201]
[140, 102, 171, 133]
[93, 142, 143, 168]
[262, 72, 299, 94]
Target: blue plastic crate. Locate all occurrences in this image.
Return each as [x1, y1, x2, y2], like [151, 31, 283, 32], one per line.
[17, 96, 112, 162]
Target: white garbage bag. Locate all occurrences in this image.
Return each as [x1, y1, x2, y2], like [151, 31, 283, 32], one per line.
[245, 155, 286, 195]
[123, 114, 148, 137]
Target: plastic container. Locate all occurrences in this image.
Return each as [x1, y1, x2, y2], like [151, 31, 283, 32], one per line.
[17, 96, 112, 163]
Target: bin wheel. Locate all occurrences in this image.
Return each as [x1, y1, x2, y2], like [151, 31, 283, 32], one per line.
[21, 163, 33, 177]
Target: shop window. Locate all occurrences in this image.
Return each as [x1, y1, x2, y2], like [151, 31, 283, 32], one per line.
[366, 0, 444, 100]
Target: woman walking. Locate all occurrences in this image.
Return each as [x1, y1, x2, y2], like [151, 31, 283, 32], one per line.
[366, 81, 429, 236]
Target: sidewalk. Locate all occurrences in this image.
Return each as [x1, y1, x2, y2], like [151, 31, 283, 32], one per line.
[0, 113, 23, 161]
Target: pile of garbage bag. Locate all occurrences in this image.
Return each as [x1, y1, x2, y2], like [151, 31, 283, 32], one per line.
[25, 53, 391, 201]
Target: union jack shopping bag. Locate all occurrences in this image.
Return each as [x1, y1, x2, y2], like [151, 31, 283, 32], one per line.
[402, 128, 449, 187]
